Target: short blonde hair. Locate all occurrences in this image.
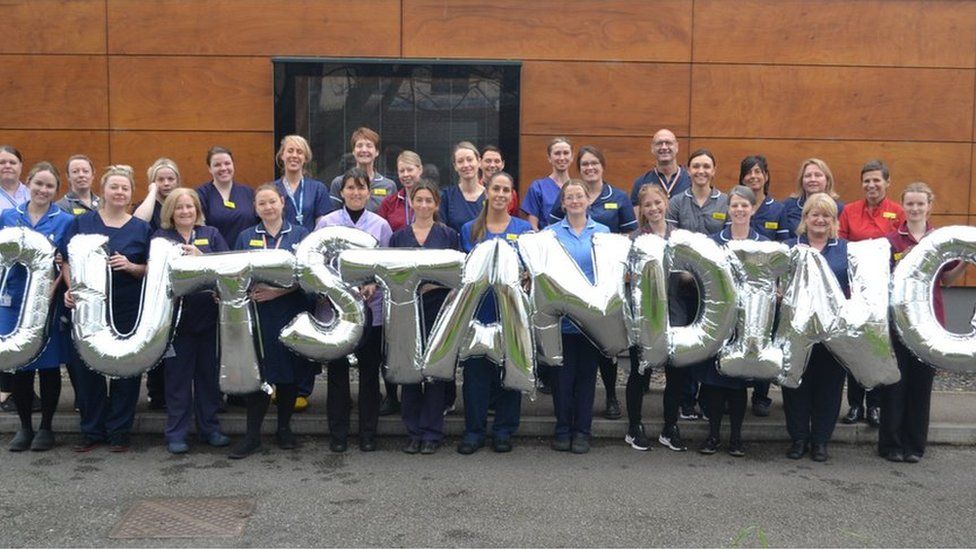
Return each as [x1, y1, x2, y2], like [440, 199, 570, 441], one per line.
[793, 158, 839, 200]
[276, 134, 313, 171]
[147, 157, 181, 186]
[397, 150, 422, 169]
[160, 187, 205, 230]
[796, 192, 839, 238]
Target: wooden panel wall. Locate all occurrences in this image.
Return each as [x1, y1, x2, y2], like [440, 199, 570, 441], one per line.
[2, 0, 975, 283]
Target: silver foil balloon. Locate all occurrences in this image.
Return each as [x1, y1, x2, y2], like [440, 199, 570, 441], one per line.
[891, 225, 976, 372]
[169, 249, 297, 394]
[717, 240, 790, 379]
[776, 238, 899, 389]
[0, 227, 58, 371]
[68, 235, 181, 378]
[423, 239, 535, 392]
[518, 230, 632, 366]
[666, 230, 737, 367]
[629, 233, 669, 374]
[339, 248, 465, 384]
[280, 226, 374, 364]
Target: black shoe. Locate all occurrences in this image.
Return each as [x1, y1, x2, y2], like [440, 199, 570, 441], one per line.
[604, 397, 622, 420]
[329, 438, 348, 453]
[9, 429, 33, 452]
[679, 406, 701, 421]
[457, 440, 484, 455]
[904, 453, 921, 463]
[625, 423, 651, 451]
[72, 436, 103, 453]
[359, 434, 377, 452]
[492, 438, 513, 453]
[658, 425, 687, 452]
[378, 395, 400, 416]
[108, 435, 130, 453]
[842, 406, 862, 424]
[147, 398, 166, 411]
[420, 440, 439, 455]
[402, 439, 421, 455]
[698, 436, 719, 455]
[30, 429, 54, 452]
[275, 429, 298, 450]
[786, 440, 808, 460]
[728, 439, 745, 457]
[551, 437, 571, 452]
[811, 442, 829, 462]
[884, 451, 904, 463]
[866, 406, 881, 428]
[228, 437, 261, 459]
[0, 397, 15, 413]
[751, 400, 771, 417]
[571, 435, 590, 454]
[226, 394, 247, 407]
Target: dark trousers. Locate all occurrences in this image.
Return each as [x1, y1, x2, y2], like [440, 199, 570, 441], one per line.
[662, 364, 689, 428]
[461, 357, 521, 443]
[701, 384, 747, 441]
[146, 361, 165, 405]
[847, 373, 881, 409]
[0, 371, 12, 393]
[297, 364, 321, 398]
[751, 381, 772, 406]
[401, 380, 447, 442]
[12, 369, 61, 431]
[782, 344, 846, 445]
[327, 325, 382, 440]
[625, 346, 650, 427]
[879, 336, 935, 457]
[74, 361, 141, 442]
[552, 333, 600, 439]
[163, 328, 222, 443]
[598, 355, 617, 401]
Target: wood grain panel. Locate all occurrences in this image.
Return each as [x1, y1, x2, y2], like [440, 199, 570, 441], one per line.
[108, 57, 272, 131]
[107, 0, 400, 56]
[0, 130, 110, 175]
[403, 0, 692, 62]
[690, 65, 974, 142]
[110, 131, 275, 201]
[972, 144, 976, 216]
[689, 139, 973, 215]
[0, 55, 108, 129]
[522, 61, 690, 136]
[519, 134, 690, 196]
[1, 0, 105, 54]
[693, 0, 976, 68]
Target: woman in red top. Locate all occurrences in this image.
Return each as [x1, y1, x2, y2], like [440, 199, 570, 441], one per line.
[880, 182, 966, 463]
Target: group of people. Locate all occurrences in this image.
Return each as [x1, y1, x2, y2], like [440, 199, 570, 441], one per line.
[0, 125, 964, 465]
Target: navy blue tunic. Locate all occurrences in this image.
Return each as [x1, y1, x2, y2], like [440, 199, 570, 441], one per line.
[749, 196, 785, 241]
[439, 184, 485, 234]
[234, 221, 312, 385]
[777, 196, 845, 241]
[460, 217, 533, 324]
[196, 181, 258, 249]
[785, 236, 850, 296]
[389, 222, 462, 329]
[154, 225, 228, 335]
[274, 177, 334, 233]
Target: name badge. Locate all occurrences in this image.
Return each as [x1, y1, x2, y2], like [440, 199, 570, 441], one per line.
[192, 238, 209, 246]
[893, 252, 904, 262]
[604, 202, 619, 210]
[224, 201, 236, 209]
[249, 239, 264, 248]
[882, 211, 897, 219]
[506, 233, 519, 241]
[0, 295, 11, 308]
[72, 208, 85, 215]
[373, 188, 388, 197]
[764, 221, 779, 230]
[711, 212, 727, 220]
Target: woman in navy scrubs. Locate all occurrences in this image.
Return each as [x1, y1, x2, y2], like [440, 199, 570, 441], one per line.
[2, 162, 73, 452]
[63, 165, 151, 453]
[196, 146, 258, 249]
[782, 193, 849, 462]
[153, 188, 231, 454]
[390, 179, 461, 455]
[457, 171, 532, 455]
[777, 158, 844, 241]
[546, 180, 610, 454]
[697, 185, 768, 457]
[229, 184, 312, 459]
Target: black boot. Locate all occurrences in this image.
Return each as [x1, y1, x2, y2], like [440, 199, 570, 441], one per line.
[229, 391, 269, 459]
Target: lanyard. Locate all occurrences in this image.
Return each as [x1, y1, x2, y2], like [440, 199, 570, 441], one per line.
[655, 167, 681, 197]
[285, 178, 304, 225]
[402, 190, 413, 226]
[262, 231, 283, 250]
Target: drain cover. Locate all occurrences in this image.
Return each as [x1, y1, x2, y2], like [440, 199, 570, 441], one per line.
[109, 497, 256, 539]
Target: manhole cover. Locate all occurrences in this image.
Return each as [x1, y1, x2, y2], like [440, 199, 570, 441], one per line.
[109, 497, 256, 539]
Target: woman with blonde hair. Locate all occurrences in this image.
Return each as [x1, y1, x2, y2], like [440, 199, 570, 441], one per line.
[777, 158, 844, 241]
[134, 157, 181, 232]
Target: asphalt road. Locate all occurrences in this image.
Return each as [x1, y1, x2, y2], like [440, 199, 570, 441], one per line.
[2, 436, 975, 547]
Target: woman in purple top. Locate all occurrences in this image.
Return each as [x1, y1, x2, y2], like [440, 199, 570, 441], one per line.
[316, 168, 393, 453]
[195, 146, 258, 248]
[520, 137, 573, 230]
[389, 179, 461, 455]
[152, 188, 231, 455]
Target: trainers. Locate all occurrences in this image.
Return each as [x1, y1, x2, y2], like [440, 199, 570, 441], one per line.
[571, 435, 590, 454]
[728, 439, 745, 457]
[551, 437, 571, 452]
[658, 425, 687, 452]
[624, 424, 651, 451]
[679, 406, 701, 421]
[293, 396, 309, 413]
[167, 440, 189, 454]
[698, 436, 719, 455]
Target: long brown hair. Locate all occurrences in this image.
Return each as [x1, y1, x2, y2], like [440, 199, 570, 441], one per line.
[470, 171, 513, 244]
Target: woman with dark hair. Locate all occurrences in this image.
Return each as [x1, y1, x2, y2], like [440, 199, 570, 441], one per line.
[0, 145, 28, 413]
[63, 165, 151, 453]
[196, 146, 258, 249]
[521, 137, 573, 230]
[56, 154, 100, 215]
[229, 184, 313, 459]
[317, 168, 393, 453]
[390, 179, 460, 455]
[2, 162, 73, 451]
[457, 171, 532, 455]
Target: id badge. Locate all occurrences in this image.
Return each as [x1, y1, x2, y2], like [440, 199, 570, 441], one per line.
[0, 294, 12, 308]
